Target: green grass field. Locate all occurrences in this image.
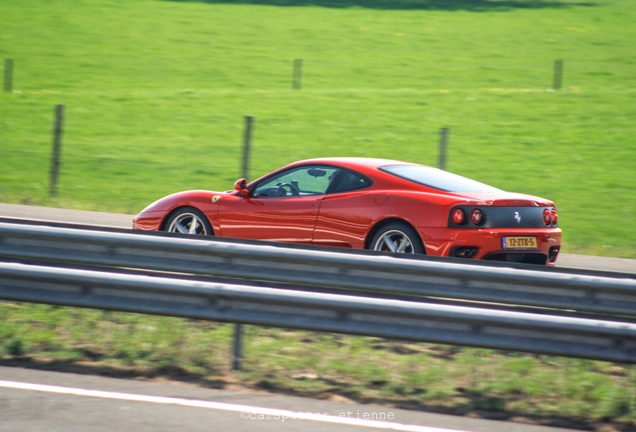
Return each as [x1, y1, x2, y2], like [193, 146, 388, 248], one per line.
[1, 0, 635, 429]
[1, 0, 635, 256]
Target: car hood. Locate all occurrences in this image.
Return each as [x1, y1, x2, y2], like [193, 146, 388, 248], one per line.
[138, 189, 233, 213]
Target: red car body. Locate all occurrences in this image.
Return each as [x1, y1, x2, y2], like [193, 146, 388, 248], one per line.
[133, 158, 562, 265]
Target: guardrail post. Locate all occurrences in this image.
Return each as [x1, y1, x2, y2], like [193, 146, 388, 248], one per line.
[231, 323, 243, 371]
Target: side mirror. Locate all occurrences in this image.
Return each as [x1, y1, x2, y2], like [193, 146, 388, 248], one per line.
[234, 178, 249, 197]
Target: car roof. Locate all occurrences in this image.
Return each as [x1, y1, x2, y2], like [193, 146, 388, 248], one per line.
[286, 157, 505, 196]
[291, 157, 413, 171]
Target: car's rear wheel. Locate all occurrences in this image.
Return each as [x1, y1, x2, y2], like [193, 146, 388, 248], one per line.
[164, 207, 213, 236]
[370, 222, 424, 254]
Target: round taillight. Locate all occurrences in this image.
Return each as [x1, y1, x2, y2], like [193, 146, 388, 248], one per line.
[452, 208, 465, 225]
[470, 209, 485, 226]
[543, 209, 552, 226]
[550, 209, 558, 226]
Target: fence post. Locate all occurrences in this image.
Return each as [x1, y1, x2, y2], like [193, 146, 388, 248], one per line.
[293, 58, 303, 90]
[49, 104, 65, 197]
[553, 59, 563, 90]
[241, 116, 254, 180]
[4, 59, 13, 93]
[438, 127, 449, 171]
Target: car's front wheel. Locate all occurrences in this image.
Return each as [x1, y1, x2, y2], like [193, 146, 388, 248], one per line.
[370, 222, 424, 254]
[164, 207, 213, 236]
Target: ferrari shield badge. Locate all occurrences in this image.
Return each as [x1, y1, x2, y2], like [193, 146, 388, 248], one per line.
[212, 195, 221, 204]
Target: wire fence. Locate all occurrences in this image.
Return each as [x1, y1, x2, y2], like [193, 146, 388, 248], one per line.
[1, 56, 634, 235]
[0, 107, 554, 187]
[0, 104, 595, 220]
[1, 103, 628, 186]
[3, 56, 577, 94]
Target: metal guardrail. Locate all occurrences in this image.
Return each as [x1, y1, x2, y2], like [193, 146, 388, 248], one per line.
[1, 262, 636, 363]
[0, 221, 635, 320]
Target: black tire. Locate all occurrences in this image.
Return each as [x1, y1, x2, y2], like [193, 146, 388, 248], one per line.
[369, 222, 424, 254]
[164, 207, 213, 236]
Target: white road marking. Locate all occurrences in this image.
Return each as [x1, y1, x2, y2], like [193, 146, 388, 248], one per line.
[0, 379, 470, 432]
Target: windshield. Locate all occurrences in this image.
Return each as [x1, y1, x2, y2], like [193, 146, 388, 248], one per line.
[380, 165, 503, 193]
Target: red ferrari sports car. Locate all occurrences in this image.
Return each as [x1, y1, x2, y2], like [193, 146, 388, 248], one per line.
[133, 157, 561, 265]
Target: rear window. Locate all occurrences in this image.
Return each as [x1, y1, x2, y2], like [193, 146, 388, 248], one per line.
[380, 165, 502, 193]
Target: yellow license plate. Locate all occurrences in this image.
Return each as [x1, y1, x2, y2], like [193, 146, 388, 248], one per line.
[503, 236, 538, 249]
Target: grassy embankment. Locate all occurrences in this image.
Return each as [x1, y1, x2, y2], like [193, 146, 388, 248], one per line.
[1, 0, 635, 430]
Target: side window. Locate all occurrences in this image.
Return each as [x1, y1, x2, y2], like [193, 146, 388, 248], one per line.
[329, 170, 372, 194]
[253, 166, 341, 197]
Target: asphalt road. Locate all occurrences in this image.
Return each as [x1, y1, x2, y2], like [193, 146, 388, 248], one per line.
[0, 366, 583, 432]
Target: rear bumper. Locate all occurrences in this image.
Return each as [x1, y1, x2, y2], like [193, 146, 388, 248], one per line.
[420, 227, 562, 266]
